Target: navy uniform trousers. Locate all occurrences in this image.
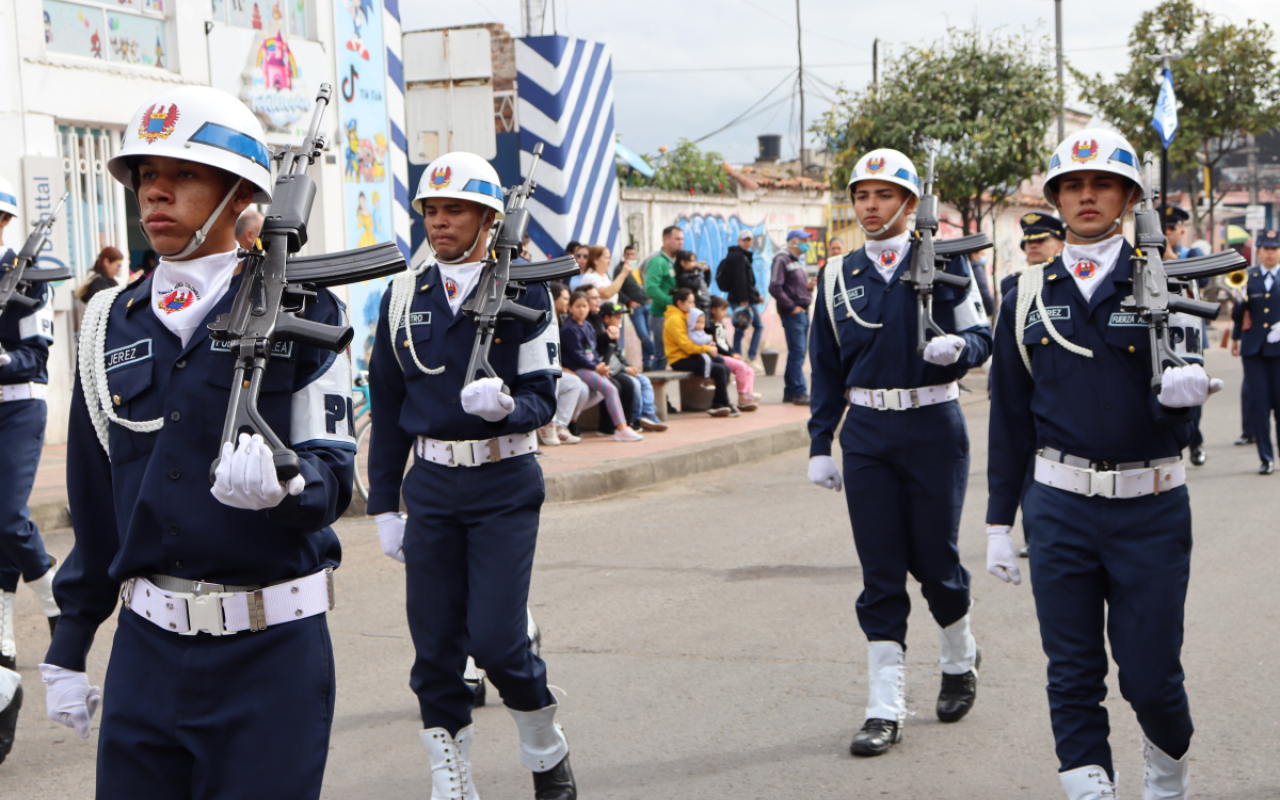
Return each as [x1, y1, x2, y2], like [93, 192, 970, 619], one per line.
[840, 401, 972, 645]
[99, 609, 335, 799]
[1242, 355, 1280, 461]
[403, 453, 553, 735]
[0, 398, 53, 593]
[1025, 481, 1193, 776]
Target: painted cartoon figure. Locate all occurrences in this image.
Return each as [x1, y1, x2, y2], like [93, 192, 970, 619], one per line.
[344, 120, 361, 182]
[90, 29, 101, 59]
[372, 132, 387, 181]
[355, 191, 377, 248]
[258, 30, 297, 90]
[343, 0, 374, 60]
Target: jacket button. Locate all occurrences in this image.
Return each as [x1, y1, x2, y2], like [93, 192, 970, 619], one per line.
[404, 340, 410, 347]
[169, 523, 180, 536]
[1128, 345, 1135, 353]
[175, 359, 187, 370]
[1040, 337, 1049, 345]
[174, 560, 184, 570]
[113, 394, 122, 406]
[1266, 308, 1270, 313]
[169, 467, 181, 480]
[494, 338, 502, 344]
[170, 410, 181, 422]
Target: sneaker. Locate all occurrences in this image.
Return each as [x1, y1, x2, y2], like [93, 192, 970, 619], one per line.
[707, 407, 732, 417]
[613, 427, 644, 442]
[738, 397, 758, 411]
[557, 426, 581, 444]
[701, 379, 715, 389]
[637, 417, 668, 432]
[728, 407, 741, 417]
[537, 425, 560, 446]
[791, 395, 811, 406]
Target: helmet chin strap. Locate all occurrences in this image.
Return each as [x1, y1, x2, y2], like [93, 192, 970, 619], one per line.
[145, 178, 243, 260]
[1059, 185, 1140, 244]
[854, 196, 911, 239]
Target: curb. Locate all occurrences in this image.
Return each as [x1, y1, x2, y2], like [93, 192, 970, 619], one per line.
[31, 500, 71, 533]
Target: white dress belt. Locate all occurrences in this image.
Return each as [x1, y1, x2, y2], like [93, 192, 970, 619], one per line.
[1034, 453, 1185, 499]
[415, 431, 538, 468]
[846, 381, 959, 411]
[123, 569, 333, 636]
[0, 382, 48, 402]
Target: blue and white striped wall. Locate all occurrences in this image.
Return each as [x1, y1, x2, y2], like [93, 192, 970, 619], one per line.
[382, 0, 412, 260]
[515, 36, 621, 259]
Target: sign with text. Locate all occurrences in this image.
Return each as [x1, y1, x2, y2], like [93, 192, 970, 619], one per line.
[21, 156, 70, 271]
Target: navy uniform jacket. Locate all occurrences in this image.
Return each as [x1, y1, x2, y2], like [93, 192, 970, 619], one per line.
[365, 264, 559, 517]
[986, 242, 1194, 526]
[808, 247, 993, 457]
[999, 272, 1019, 303]
[1231, 267, 1280, 357]
[48, 271, 355, 672]
[0, 250, 54, 385]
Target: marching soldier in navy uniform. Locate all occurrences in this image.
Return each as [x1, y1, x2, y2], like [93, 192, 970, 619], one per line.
[807, 148, 992, 757]
[1231, 229, 1280, 474]
[987, 129, 1218, 800]
[1002, 212, 1066, 299]
[41, 86, 355, 798]
[0, 175, 62, 764]
[366, 151, 576, 799]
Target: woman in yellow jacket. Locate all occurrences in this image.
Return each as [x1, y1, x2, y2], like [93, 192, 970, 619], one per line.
[664, 288, 735, 416]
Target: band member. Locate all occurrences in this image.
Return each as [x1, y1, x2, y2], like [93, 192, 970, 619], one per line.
[1001, 212, 1066, 299]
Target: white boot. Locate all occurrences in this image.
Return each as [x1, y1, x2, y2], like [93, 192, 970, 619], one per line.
[1142, 737, 1189, 800]
[938, 613, 977, 675]
[0, 591, 15, 666]
[508, 703, 569, 773]
[25, 559, 61, 620]
[865, 640, 906, 726]
[1060, 765, 1118, 800]
[420, 725, 479, 800]
[0, 665, 20, 764]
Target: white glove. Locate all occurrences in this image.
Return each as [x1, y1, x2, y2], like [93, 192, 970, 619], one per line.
[1268, 326, 1280, 343]
[922, 334, 966, 366]
[0, 352, 11, 368]
[986, 525, 1022, 585]
[460, 377, 515, 422]
[39, 664, 101, 739]
[1157, 364, 1222, 408]
[807, 455, 843, 492]
[375, 512, 406, 563]
[210, 433, 306, 511]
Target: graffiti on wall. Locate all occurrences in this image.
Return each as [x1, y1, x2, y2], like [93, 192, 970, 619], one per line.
[676, 213, 773, 306]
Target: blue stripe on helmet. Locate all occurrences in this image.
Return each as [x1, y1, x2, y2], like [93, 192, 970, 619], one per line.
[1049, 154, 1061, 170]
[188, 122, 270, 171]
[892, 168, 920, 188]
[1108, 148, 1138, 168]
[0, 191, 16, 208]
[462, 179, 504, 202]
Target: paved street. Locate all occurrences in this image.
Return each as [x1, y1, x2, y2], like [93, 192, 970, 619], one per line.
[5, 344, 1280, 799]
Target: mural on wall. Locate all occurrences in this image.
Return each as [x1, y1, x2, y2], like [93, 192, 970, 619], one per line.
[244, 30, 313, 131]
[333, 0, 393, 371]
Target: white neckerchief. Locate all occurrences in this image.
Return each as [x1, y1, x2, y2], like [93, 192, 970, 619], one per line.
[150, 249, 239, 347]
[864, 231, 911, 283]
[435, 259, 486, 314]
[1062, 236, 1125, 303]
[1262, 264, 1278, 291]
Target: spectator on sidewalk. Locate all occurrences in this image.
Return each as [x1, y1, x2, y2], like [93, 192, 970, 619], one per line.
[614, 245, 654, 370]
[76, 246, 125, 305]
[770, 229, 816, 404]
[716, 230, 764, 365]
[828, 237, 847, 257]
[568, 242, 590, 290]
[675, 249, 711, 313]
[539, 369, 594, 447]
[235, 208, 264, 252]
[600, 302, 666, 431]
[550, 281, 571, 326]
[644, 225, 684, 370]
[664, 288, 734, 417]
[708, 296, 760, 411]
[561, 291, 644, 441]
[578, 245, 628, 300]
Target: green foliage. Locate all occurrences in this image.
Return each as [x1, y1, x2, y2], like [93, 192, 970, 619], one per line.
[816, 27, 1060, 233]
[1072, 0, 1280, 234]
[615, 138, 731, 195]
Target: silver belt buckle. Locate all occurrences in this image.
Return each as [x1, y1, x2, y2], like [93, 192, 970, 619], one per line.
[183, 591, 230, 636]
[907, 388, 920, 409]
[1088, 470, 1116, 498]
[451, 441, 477, 468]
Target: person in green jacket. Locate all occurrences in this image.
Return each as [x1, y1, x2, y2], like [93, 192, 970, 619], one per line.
[643, 225, 683, 369]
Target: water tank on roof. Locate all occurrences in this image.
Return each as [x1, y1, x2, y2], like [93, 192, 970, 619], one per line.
[758, 134, 782, 163]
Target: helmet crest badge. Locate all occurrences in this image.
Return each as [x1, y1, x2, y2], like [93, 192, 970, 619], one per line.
[865, 157, 886, 174]
[430, 166, 452, 190]
[1070, 139, 1099, 164]
[139, 103, 181, 144]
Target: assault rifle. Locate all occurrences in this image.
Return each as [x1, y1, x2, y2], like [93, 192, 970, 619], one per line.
[0, 192, 72, 355]
[461, 142, 579, 387]
[900, 141, 992, 354]
[207, 83, 406, 482]
[1123, 152, 1244, 394]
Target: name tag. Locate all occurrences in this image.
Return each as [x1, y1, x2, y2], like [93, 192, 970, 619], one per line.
[210, 339, 294, 358]
[1108, 313, 1146, 328]
[1025, 306, 1069, 326]
[838, 286, 865, 303]
[398, 311, 432, 329]
[104, 339, 153, 372]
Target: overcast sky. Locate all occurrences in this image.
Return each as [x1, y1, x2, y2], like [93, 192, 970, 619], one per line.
[402, 0, 1280, 164]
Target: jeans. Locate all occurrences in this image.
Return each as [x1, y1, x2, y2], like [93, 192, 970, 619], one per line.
[650, 307, 667, 367]
[781, 309, 809, 398]
[732, 303, 764, 360]
[630, 307, 655, 370]
[633, 373, 657, 419]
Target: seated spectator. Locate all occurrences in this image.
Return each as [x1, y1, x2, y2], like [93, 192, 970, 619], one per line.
[76, 246, 124, 304]
[560, 291, 644, 441]
[708, 296, 760, 411]
[674, 249, 711, 312]
[539, 369, 598, 447]
[663, 287, 733, 417]
[550, 281, 571, 326]
[599, 301, 666, 431]
[578, 245, 628, 300]
[567, 242, 590, 289]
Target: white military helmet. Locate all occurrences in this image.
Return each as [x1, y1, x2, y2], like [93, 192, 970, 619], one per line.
[1042, 128, 1143, 206]
[847, 148, 921, 200]
[108, 85, 273, 203]
[413, 151, 506, 220]
[0, 174, 17, 218]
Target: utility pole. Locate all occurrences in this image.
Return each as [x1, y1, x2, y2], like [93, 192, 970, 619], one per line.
[1055, 0, 1064, 143]
[521, 0, 545, 37]
[872, 38, 879, 95]
[1147, 41, 1182, 226]
[796, 0, 806, 175]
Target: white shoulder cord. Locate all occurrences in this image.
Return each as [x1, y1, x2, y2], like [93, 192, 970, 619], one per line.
[1014, 265, 1093, 376]
[78, 286, 166, 455]
[388, 264, 444, 375]
[824, 254, 882, 341]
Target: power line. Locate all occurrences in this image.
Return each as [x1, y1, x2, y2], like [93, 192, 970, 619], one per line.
[617, 61, 869, 75]
[692, 71, 799, 144]
[733, 0, 869, 50]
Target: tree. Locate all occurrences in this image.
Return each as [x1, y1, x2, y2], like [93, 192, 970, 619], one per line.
[616, 138, 731, 195]
[1073, 0, 1280, 244]
[816, 27, 1060, 234]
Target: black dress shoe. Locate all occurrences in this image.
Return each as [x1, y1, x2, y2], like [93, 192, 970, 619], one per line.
[849, 718, 901, 756]
[1236, 435, 1257, 446]
[532, 753, 577, 800]
[936, 649, 981, 722]
[1262, 460, 1275, 475]
[791, 395, 811, 406]
[1190, 447, 1207, 466]
[0, 683, 22, 766]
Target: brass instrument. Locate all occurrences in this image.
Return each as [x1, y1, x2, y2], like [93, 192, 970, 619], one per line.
[1225, 269, 1249, 289]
